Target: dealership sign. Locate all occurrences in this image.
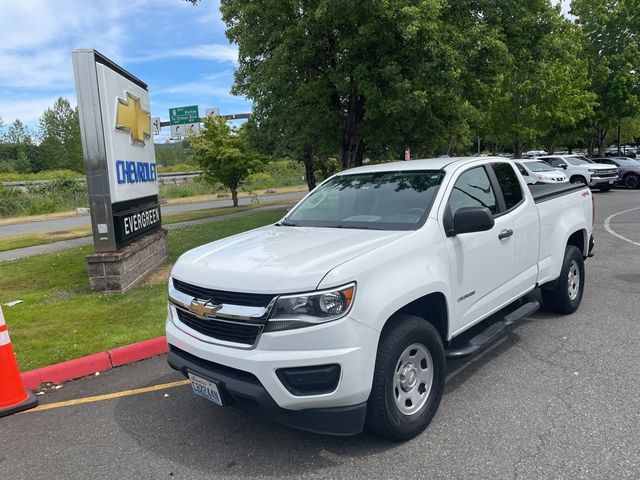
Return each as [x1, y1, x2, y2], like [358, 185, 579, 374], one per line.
[72, 49, 161, 251]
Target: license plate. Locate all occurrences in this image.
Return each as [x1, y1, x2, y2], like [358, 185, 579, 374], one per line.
[188, 372, 223, 406]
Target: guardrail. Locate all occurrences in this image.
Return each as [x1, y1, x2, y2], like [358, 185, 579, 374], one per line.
[2, 171, 203, 188]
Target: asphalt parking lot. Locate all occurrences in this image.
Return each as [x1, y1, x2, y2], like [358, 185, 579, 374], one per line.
[3, 189, 640, 480]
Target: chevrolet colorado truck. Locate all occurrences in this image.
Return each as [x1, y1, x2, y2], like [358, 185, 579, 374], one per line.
[166, 157, 594, 441]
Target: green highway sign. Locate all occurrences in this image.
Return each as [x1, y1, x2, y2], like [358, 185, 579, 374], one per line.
[169, 105, 199, 125]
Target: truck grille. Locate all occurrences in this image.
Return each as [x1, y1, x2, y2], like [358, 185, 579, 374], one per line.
[176, 309, 262, 345]
[595, 169, 617, 177]
[173, 279, 275, 308]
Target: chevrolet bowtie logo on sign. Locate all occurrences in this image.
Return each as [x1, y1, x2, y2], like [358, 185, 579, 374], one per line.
[116, 91, 151, 145]
[189, 298, 223, 318]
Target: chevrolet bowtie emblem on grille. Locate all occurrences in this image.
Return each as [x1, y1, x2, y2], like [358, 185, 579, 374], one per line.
[115, 91, 151, 145]
[189, 298, 223, 317]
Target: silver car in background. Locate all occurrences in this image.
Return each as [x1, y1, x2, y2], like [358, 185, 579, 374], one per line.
[513, 160, 569, 185]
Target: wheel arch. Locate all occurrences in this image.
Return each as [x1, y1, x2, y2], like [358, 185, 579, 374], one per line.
[570, 174, 587, 184]
[567, 228, 588, 257]
[381, 292, 449, 343]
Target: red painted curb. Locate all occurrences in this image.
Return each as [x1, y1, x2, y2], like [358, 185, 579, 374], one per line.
[20, 336, 168, 390]
[108, 336, 168, 367]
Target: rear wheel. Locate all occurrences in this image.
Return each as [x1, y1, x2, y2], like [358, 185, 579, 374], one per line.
[366, 315, 445, 441]
[541, 245, 585, 314]
[624, 173, 640, 189]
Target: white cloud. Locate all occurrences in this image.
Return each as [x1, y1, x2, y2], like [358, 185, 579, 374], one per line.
[156, 72, 234, 97]
[128, 43, 237, 64]
[0, 92, 75, 125]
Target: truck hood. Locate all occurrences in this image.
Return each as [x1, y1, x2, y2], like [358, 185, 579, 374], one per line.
[171, 225, 404, 294]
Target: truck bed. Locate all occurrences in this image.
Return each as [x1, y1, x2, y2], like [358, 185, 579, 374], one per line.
[528, 183, 586, 203]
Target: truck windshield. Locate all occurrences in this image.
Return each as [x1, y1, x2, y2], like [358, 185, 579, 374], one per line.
[524, 161, 555, 172]
[565, 156, 594, 166]
[283, 170, 445, 230]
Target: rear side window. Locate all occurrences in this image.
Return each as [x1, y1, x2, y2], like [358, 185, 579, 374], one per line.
[492, 163, 524, 210]
[448, 166, 498, 216]
[547, 158, 564, 167]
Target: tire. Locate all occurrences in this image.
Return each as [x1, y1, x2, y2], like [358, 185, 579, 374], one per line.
[623, 173, 640, 189]
[541, 245, 585, 314]
[570, 176, 587, 185]
[366, 315, 445, 441]
[598, 187, 611, 192]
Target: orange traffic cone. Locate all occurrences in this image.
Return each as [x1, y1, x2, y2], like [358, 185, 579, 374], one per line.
[0, 305, 37, 417]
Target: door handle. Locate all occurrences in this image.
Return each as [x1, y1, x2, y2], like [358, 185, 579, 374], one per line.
[498, 229, 514, 240]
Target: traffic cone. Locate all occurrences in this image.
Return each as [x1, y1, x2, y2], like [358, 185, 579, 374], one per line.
[0, 306, 37, 417]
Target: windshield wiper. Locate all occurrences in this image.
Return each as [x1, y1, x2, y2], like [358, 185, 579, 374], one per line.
[277, 220, 298, 227]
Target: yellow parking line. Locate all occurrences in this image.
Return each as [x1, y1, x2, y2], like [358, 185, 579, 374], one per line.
[22, 379, 191, 413]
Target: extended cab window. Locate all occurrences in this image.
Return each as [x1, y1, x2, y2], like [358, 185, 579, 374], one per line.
[447, 167, 498, 217]
[492, 163, 524, 210]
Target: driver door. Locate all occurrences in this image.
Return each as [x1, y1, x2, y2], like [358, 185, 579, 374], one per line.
[443, 165, 515, 335]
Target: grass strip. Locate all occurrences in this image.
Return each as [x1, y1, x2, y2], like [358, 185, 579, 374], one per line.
[0, 209, 286, 371]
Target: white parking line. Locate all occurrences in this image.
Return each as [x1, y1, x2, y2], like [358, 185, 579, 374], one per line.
[604, 206, 640, 247]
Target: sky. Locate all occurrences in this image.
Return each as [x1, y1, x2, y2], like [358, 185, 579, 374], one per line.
[0, 0, 250, 143]
[0, 0, 573, 144]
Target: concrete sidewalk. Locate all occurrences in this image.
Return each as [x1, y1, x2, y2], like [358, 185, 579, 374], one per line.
[0, 204, 290, 262]
[0, 191, 305, 238]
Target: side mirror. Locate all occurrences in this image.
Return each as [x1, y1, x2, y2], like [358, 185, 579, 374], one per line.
[558, 163, 567, 169]
[449, 207, 495, 236]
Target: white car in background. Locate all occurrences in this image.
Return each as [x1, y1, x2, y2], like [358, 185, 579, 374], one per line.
[513, 160, 569, 185]
[537, 155, 618, 191]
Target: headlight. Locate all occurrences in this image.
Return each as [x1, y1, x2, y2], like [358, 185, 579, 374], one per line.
[588, 169, 598, 174]
[265, 283, 356, 332]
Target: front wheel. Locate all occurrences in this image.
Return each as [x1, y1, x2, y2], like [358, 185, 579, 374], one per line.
[541, 245, 585, 314]
[624, 173, 640, 189]
[571, 176, 587, 185]
[598, 186, 611, 192]
[366, 315, 445, 441]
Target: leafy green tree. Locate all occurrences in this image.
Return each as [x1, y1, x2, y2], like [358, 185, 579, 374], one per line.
[1, 119, 36, 172]
[2, 119, 32, 144]
[475, 1, 595, 157]
[572, 0, 640, 156]
[220, 0, 467, 170]
[38, 98, 84, 172]
[189, 116, 264, 206]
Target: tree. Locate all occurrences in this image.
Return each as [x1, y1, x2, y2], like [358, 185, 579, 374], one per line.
[219, 0, 463, 171]
[38, 97, 84, 172]
[189, 116, 263, 206]
[1, 119, 36, 173]
[2, 119, 32, 144]
[474, 1, 595, 157]
[572, 0, 640, 156]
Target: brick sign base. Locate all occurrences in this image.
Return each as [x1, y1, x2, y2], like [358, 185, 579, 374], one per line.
[86, 228, 168, 292]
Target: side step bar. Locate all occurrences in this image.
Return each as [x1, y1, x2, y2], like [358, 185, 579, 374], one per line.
[445, 300, 540, 360]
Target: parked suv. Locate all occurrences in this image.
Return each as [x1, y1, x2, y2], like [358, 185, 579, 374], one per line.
[513, 160, 568, 185]
[537, 155, 618, 191]
[592, 157, 640, 189]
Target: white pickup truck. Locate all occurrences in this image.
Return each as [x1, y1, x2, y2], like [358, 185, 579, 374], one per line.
[166, 157, 594, 441]
[537, 154, 618, 190]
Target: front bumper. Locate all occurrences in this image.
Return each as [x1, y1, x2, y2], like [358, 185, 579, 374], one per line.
[166, 304, 379, 434]
[589, 175, 618, 187]
[167, 345, 367, 436]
